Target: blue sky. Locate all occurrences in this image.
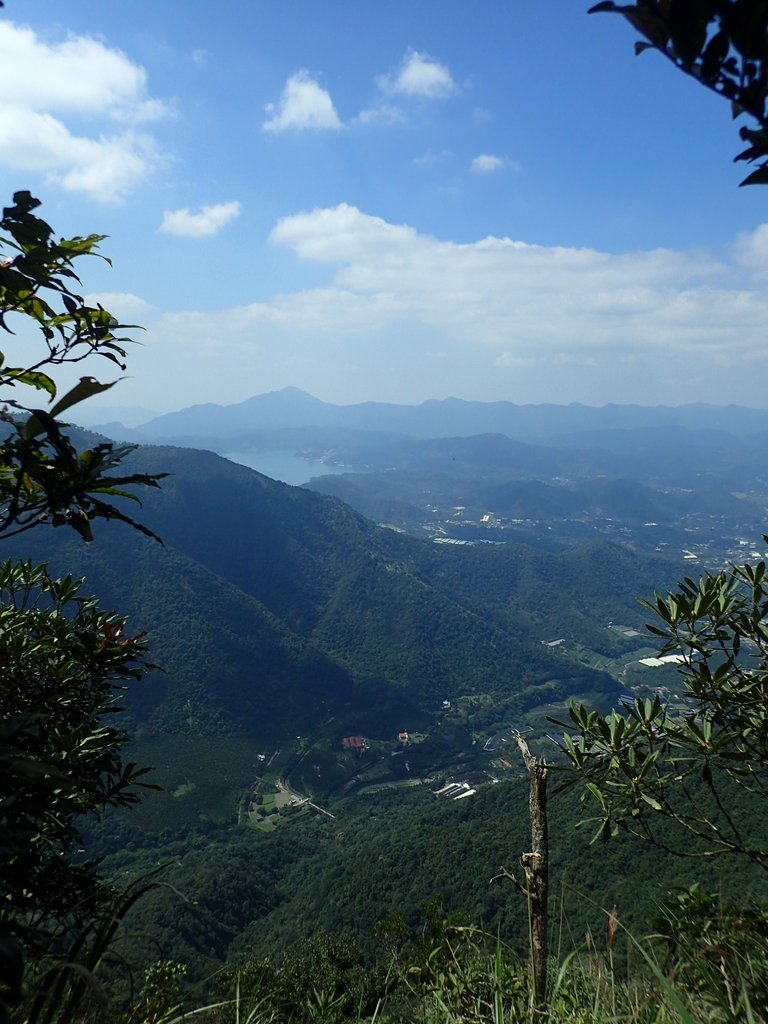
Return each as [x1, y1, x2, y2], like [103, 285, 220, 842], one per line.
[3, 1, 768, 417]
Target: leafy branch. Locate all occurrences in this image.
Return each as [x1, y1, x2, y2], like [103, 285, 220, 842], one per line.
[590, 0, 768, 185]
[0, 191, 165, 541]
[552, 554, 768, 870]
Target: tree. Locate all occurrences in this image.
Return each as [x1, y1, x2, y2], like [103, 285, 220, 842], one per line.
[496, 737, 550, 1017]
[0, 190, 163, 541]
[0, 192, 164, 1022]
[0, 563, 154, 1021]
[555, 560, 768, 869]
[590, 0, 768, 185]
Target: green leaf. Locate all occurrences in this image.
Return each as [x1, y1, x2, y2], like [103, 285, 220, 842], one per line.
[641, 793, 663, 811]
[25, 376, 118, 438]
[4, 368, 56, 396]
[585, 782, 607, 810]
[590, 817, 614, 845]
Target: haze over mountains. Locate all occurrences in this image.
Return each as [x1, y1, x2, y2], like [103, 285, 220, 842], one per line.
[88, 393, 768, 543]
[76, 388, 768, 579]
[96, 387, 768, 443]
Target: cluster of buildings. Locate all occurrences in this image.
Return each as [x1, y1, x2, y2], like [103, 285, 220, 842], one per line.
[433, 781, 477, 800]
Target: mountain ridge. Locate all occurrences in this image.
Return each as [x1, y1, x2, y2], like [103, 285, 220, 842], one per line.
[99, 388, 768, 443]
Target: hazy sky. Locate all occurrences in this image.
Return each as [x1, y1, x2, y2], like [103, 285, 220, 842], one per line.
[3, 1, 768, 415]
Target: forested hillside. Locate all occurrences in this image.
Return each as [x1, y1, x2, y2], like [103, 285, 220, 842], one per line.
[16, 439, 754, 1016]
[18, 442, 672, 739]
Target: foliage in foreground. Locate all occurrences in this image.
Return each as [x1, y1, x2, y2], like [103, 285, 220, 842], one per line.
[590, 0, 768, 187]
[555, 555, 768, 869]
[0, 561, 154, 1022]
[117, 892, 768, 1024]
[0, 190, 163, 1021]
[0, 190, 164, 541]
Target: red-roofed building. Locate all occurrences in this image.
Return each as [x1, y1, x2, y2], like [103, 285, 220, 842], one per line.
[342, 736, 366, 751]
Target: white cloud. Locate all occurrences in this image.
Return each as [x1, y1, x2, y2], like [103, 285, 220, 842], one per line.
[734, 223, 768, 275]
[353, 104, 404, 126]
[143, 206, 768, 408]
[495, 352, 535, 368]
[262, 71, 342, 132]
[0, 23, 167, 122]
[0, 22, 167, 201]
[0, 107, 158, 203]
[270, 203, 422, 263]
[83, 292, 151, 316]
[378, 49, 456, 99]
[471, 154, 504, 173]
[161, 201, 242, 238]
[264, 205, 762, 360]
[159, 286, 403, 341]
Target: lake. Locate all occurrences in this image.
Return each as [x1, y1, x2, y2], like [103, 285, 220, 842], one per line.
[222, 449, 356, 486]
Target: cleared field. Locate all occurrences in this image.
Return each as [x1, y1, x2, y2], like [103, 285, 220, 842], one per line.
[122, 734, 270, 832]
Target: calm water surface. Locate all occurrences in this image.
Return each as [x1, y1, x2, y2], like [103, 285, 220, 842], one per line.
[223, 450, 355, 486]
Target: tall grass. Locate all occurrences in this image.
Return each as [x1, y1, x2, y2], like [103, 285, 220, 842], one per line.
[152, 925, 765, 1024]
[84, 883, 768, 1024]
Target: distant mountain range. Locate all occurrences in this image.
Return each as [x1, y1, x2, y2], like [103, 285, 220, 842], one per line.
[95, 387, 768, 444]
[75, 390, 768, 573]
